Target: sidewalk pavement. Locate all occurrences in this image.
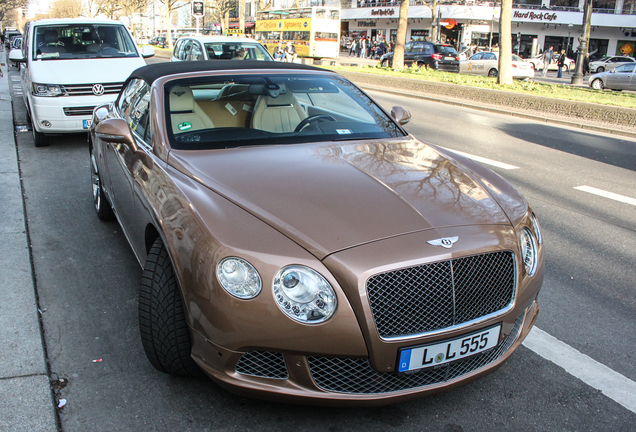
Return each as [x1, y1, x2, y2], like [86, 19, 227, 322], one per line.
[0, 56, 58, 430]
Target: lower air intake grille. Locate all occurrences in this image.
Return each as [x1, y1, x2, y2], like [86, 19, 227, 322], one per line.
[63, 106, 96, 116]
[236, 351, 288, 379]
[308, 312, 525, 394]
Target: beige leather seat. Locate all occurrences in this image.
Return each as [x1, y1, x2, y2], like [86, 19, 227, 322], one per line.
[251, 86, 306, 133]
[169, 86, 215, 132]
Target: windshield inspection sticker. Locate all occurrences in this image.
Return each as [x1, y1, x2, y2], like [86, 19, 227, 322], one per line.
[178, 121, 192, 131]
[225, 103, 238, 116]
[336, 129, 352, 135]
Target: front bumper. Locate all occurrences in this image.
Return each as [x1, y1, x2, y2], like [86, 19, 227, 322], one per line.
[30, 94, 116, 134]
[192, 301, 538, 406]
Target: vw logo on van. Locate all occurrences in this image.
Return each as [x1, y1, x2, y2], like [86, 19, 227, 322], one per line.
[92, 84, 105, 96]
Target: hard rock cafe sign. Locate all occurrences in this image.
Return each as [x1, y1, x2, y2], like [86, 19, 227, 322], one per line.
[513, 10, 558, 22]
[371, 9, 395, 16]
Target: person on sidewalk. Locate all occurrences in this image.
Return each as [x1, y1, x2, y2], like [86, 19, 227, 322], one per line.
[541, 46, 553, 77]
[274, 43, 285, 61]
[284, 41, 297, 63]
[583, 52, 590, 76]
[557, 49, 566, 78]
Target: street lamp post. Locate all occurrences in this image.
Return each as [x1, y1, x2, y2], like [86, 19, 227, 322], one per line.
[571, 0, 593, 85]
[567, 23, 573, 56]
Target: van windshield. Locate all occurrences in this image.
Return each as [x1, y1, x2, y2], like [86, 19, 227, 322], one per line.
[33, 24, 138, 60]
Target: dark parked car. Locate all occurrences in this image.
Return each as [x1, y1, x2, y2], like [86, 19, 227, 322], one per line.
[4, 30, 21, 48]
[89, 60, 543, 405]
[380, 41, 460, 72]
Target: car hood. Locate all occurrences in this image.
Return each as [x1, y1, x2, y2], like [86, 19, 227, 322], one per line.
[28, 57, 145, 84]
[168, 137, 511, 260]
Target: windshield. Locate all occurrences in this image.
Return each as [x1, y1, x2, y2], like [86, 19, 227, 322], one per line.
[203, 42, 273, 60]
[166, 73, 405, 150]
[32, 24, 138, 60]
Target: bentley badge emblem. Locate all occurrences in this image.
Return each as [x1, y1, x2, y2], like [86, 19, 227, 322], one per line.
[92, 84, 105, 96]
[427, 236, 459, 249]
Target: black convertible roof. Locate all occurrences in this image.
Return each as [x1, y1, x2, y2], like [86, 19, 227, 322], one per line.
[129, 60, 332, 84]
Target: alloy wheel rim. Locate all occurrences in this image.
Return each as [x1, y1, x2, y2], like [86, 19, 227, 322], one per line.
[90, 153, 101, 209]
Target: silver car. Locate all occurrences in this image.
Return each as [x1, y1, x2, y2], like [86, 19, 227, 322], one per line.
[589, 56, 635, 73]
[589, 63, 636, 91]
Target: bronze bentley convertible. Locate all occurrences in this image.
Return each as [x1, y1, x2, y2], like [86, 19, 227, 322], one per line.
[89, 61, 543, 405]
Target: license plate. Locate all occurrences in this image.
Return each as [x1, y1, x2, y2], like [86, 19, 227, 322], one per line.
[444, 56, 454, 61]
[83, 119, 92, 129]
[397, 324, 501, 373]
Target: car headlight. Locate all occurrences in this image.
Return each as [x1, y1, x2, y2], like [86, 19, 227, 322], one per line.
[520, 228, 538, 276]
[216, 257, 262, 299]
[531, 213, 542, 245]
[273, 265, 337, 324]
[32, 83, 64, 97]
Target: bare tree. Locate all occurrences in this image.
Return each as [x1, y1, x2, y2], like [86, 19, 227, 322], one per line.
[0, 0, 28, 27]
[426, 0, 439, 42]
[497, 0, 512, 84]
[51, 0, 85, 18]
[392, 0, 409, 68]
[162, 0, 188, 50]
[207, 0, 236, 35]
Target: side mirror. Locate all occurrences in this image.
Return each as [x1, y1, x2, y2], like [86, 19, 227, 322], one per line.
[141, 45, 155, 58]
[390, 106, 411, 126]
[95, 118, 137, 151]
[9, 49, 25, 63]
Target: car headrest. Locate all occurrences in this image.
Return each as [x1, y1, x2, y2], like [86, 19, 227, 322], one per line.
[169, 86, 195, 112]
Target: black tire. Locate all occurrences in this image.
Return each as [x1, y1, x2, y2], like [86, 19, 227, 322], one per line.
[591, 78, 604, 90]
[381, 59, 392, 68]
[488, 68, 498, 77]
[32, 125, 50, 147]
[596, 66, 605, 73]
[90, 146, 115, 221]
[139, 238, 202, 377]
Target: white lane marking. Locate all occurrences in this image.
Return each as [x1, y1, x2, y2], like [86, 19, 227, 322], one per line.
[440, 147, 520, 170]
[523, 327, 636, 414]
[574, 186, 636, 207]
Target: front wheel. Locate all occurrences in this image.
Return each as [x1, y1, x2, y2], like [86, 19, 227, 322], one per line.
[596, 66, 605, 73]
[591, 78, 604, 90]
[139, 238, 202, 377]
[90, 146, 115, 221]
[32, 125, 50, 147]
[488, 68, 498, 77]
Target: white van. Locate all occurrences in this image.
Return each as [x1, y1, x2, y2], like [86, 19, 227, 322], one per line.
[9, 18, 154, 146]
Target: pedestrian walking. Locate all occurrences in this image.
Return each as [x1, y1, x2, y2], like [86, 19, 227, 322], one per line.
[541, 46, 553, 77]
[349, 38, 357, 57]
[583, 52, 590, 76]
[557, 49, 566, 78]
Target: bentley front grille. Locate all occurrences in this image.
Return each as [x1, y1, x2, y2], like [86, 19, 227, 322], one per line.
[307, 311, 525, 394]
[367, 251, 516, 339]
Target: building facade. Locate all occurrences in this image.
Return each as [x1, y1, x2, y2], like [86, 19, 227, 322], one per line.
[340, 0, 635, 58]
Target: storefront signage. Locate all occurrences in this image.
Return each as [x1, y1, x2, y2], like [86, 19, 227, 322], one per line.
[513, 11, 558, 22]
[358, 21, 377, 27]
[371, 9, 395, 16]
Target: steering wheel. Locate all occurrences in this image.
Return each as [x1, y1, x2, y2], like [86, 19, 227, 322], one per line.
[294, 114, 336, 132]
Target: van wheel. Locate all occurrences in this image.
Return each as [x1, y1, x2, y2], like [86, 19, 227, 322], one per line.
[32, 127, 50, 147]
[139, 238, 202, 377]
